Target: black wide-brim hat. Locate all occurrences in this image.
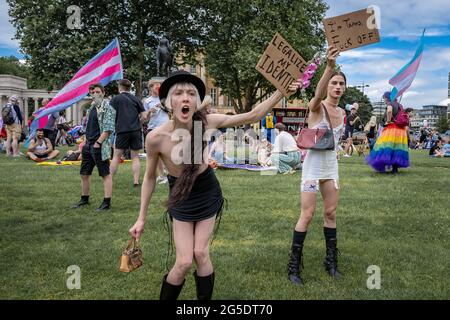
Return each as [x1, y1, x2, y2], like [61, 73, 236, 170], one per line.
[159, 70, 206, 102]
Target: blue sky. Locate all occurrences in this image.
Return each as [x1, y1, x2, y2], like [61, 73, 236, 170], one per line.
[1, 0, 450, 108]
[324, 0, 450, 108]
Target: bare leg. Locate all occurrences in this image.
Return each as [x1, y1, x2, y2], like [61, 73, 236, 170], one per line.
[5, 136, 11, 156]
[81, 174, 90, 196]
[295, 182, 318, 232]
[27, 152, 40, 162]
[47, 150, 60, 160]
[320, 180, 339, 228]
[110, 148, 124, 175]
[12, 137, 19, 156]
[344, 138, 352, 156]
[131, 150, 140, 184]
[167, 219, 195, 285]
[157, 159, 164, 177]
[193, 215, 216, 276]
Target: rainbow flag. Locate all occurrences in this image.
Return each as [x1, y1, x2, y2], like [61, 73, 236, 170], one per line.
[389, 30, 425, 101]
[29, 38, 123, 139]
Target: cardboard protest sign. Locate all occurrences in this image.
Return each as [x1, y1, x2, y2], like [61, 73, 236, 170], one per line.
[323, 8, 380, 52]
[256, 33, 308, 98]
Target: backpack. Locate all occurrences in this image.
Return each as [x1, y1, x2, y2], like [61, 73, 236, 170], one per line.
[394, 105, 409, 127]
[1, 104, 15, 125]
[265, 115, 274, 129]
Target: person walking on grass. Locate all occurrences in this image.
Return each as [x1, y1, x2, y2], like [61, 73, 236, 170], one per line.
[129, 70, 300, 300]
[287, 46, 346, 286]
[72, 83, 116, 212]
[144, 80, 170, 184]
[343, 104, 359, 157]
[109, 79, 146, 187]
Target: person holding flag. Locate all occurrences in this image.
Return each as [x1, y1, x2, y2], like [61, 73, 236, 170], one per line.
[366, 92, 409, 173]
[28, 38, 123, 143]
[366, 30, 424, 173]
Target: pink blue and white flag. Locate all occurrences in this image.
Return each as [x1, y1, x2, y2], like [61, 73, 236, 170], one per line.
[29, 38, 123, 139]
[389, 30, 425, 101]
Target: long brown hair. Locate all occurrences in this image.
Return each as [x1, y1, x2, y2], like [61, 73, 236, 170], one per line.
[166, 86, 208, 209]
[330, 70, 347, 85]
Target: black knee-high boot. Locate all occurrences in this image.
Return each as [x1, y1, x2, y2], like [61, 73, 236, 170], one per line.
[287, 244, 304, 286]
[193, 270, 215, 300]
[323, 238, 342, 278]
[159, 274, 185, 300]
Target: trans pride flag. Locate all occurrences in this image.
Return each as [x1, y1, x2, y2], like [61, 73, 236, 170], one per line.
[389, 30, 425, 101]
[29, 38, 123, 138]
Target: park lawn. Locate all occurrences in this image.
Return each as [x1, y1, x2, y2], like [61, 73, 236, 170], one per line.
[0, 148, 449, 300]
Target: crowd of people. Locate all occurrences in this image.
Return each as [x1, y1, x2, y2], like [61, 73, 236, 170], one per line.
[1, 48, 449, 301]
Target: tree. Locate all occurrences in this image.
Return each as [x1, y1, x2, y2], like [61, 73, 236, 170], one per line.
[339, 86, 373, 130]
[195, 0, 328, 114]
[0, 56, 29, 78]
[436, 115, 449, 133]
[7, 0, 202, 97]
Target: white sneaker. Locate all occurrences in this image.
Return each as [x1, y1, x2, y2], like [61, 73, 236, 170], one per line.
[343, 154, 351, 158]
[158, 177, 168, 184]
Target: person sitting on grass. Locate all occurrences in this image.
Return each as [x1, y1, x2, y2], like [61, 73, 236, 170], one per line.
[270, 123, 301, 174]
[209, 133, 232, 164]
[257, 138, 272, 166]
[26, 128, 60, 162]
[442, 142, 450, 156]
[429, 139, 445, 158]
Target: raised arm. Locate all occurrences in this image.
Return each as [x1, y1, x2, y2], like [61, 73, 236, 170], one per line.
[308, 46, 340, 113]
[129, 133, 160, 241]
[28, 139, 37, 152]
[207, 82, 300, 129]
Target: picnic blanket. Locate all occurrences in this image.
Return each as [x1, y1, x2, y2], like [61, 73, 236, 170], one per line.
[36, 159, 133, 166]
[217, 164, 278, 172]
[36, 161, 81, 166]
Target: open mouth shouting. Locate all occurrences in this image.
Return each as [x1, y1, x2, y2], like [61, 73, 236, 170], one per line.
[180, 105, 191, 119]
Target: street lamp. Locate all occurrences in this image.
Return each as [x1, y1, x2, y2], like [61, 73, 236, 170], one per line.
[354, 81, 370, 96]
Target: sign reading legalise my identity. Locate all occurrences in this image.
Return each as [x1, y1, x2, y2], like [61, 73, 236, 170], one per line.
[256, 33, 308, 98]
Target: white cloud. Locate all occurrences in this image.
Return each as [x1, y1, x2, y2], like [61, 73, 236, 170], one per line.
[340, 48, 398, 59]
[0, 0, 19, 49]
[339, 45, 450, 108]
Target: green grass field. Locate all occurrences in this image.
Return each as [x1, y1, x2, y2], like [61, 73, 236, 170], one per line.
[0, 148, 449, 300]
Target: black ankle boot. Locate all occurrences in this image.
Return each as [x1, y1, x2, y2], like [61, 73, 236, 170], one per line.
[72, 197, 89, 209]
[287, 244, 304, 286]
[95, 201, 110, 212]
[159, 274, 185, 300]
[323, 238, 341, 278]
[193, 270, 215, 300]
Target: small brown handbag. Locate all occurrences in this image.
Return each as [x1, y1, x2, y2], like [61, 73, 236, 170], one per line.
[296, 104, 335, 151]
[119, 238, 143, 273]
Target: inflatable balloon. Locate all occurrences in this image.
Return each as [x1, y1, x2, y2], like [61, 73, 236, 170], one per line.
[345, 104, 352, 111]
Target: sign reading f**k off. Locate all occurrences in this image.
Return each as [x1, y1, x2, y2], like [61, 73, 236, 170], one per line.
[323, 7, 381, 52]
